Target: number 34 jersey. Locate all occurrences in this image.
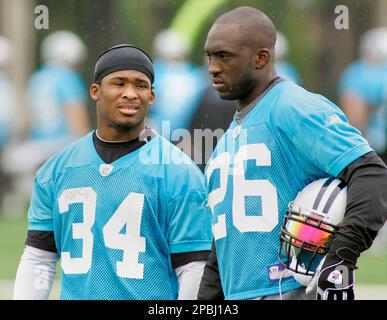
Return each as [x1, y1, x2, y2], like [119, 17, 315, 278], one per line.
[206, 80, 372, 300]
[28, 133, 212, 299]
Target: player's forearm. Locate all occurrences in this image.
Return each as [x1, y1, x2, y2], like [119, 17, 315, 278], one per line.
[13, 245, 58, 300]
[336, 151, 387, 256]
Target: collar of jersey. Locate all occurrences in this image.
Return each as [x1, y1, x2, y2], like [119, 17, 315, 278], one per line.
[233, 78, 286, 126]
[87, 130, 160, 175]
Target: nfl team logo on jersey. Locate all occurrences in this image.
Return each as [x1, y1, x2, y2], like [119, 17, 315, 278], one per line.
[326, 114, 343, 127]
[99, 164, 113, 177]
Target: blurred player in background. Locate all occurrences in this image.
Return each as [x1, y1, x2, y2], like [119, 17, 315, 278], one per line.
[274, 31, 302, 84]
[13, 44, 212, 300]
[338, 28, 387, 255]
[198, 6, 387, 300]
[0, 36, 15, 212]
[1, 31, 90, 217]
[0, 36, 13, 149]
[147, 28, 206, 139]
[338, 27, 387, 161]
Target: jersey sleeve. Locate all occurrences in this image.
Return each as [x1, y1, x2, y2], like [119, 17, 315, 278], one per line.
[275, 91, 373, 177]
[166, 162, 213, 254]
[27, 175, 54, 232]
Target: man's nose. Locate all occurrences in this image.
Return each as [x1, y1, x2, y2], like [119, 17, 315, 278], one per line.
[208, 59, 221, 76]
[122, 84, 138, 99]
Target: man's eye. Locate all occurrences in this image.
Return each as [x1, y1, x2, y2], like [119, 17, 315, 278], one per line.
[114, 82, 124, 86]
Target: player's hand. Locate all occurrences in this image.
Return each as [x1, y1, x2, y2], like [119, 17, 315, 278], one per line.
[316, 251, 356, 300]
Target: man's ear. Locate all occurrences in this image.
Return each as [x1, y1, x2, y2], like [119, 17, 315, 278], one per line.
[90, 83, 100, 101]
[149, 89, 155, 106]
[254, 48, 271, 69]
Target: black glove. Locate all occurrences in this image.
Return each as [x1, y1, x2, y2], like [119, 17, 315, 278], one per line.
[317, 247, 359, 300]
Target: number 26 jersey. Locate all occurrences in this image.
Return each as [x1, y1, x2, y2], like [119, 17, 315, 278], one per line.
[205, 80, 372, 300]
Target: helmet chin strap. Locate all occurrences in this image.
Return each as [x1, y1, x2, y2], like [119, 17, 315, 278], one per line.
[278, 269, 286, 300]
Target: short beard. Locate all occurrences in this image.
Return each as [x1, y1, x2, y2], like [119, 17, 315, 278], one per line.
[219, 70, 257, 102]
[107, 117, 144, 133]
[219, 82, 255, 101]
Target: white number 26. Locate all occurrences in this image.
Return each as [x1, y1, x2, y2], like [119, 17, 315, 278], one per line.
[206, 144, 278, 240]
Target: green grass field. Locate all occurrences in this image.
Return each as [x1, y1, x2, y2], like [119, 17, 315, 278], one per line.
[0, 215, 28, 279]
[1, 215, 386, 299]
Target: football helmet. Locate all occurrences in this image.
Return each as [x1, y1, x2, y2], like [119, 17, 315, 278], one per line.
[153, 28, 190, 62]
[279, 177, 347, 282]
[359, 27, 387, 64]
[41, 31, 87, 67]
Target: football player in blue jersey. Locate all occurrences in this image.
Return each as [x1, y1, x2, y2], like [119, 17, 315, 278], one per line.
[13, 44, 212, 300]
[338, 27, 387, 161]
[1, 31, 91, 218]
[197, 7, 387, 300]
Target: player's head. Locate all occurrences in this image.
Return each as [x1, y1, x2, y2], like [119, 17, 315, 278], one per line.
[153, 28, 190, 62]
[204, 6, 277, 104]
[0, 36, 11, 69]
[90, 44, 155, 138]
[278, 178, 347, 284]
[359, 27, 387, 64]
[41, 30, 87, 68]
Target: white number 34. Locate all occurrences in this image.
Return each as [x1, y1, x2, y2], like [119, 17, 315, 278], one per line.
[58, 188, 145, 278]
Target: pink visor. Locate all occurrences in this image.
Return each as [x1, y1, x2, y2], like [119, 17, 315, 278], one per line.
[285, 215, 335, 253]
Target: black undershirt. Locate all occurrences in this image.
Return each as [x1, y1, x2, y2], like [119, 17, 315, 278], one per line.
[26, 129, 210, 268]
[93, 130, 149, 164]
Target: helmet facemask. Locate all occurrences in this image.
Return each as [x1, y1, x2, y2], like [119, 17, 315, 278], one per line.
[279, 202, 340, 276]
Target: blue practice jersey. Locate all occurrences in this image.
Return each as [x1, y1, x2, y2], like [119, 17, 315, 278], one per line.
[148, 61, 206, 134]
[338, 60, 387, 152]
[275, 61, 302, 85]
[28, 133, 212, 299]
[339, 60, 387, 107]
[205, 80, 372, 300]
[27, 65, 87, 141]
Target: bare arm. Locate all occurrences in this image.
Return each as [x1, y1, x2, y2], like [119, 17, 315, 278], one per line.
[339, 93, 370, 133]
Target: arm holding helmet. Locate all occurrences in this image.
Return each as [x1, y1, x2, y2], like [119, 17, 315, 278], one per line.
[316, 151, 387, 300]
